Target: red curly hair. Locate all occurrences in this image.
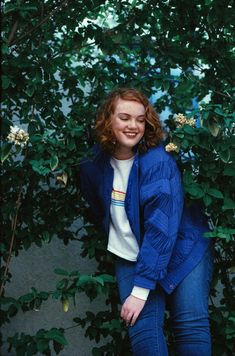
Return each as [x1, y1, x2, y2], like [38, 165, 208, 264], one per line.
[95, 88, 164, 154]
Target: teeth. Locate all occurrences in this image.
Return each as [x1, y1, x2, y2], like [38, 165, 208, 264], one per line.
[125, 133, 137, 137]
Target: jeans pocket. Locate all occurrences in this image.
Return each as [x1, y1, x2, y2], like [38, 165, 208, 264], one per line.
[115, 258, 135, 303]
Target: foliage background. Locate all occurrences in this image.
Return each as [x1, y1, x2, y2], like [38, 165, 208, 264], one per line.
[1, 0, 235, 355]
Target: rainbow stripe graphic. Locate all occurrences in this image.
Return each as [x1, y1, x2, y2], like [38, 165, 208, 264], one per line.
[111, 189, 125, 206]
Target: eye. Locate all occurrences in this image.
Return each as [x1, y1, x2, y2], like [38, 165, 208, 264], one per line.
[119, 115, 129, 121]
[137, 117, 145, 123]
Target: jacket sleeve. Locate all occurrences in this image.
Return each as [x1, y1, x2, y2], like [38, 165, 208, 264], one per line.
[134, 158, 184, 290]
[78, 159, 104, 228]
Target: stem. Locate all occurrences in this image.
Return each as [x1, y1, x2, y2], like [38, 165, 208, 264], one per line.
[51, 41, 96, 59]
[10, 0, 68, 47]
[0, 132, 31, 297]
[154, 44, 232, 100]
[0, 183, 23, 297]
[64, 324, 81, 331]
[8, 20, 19, 45]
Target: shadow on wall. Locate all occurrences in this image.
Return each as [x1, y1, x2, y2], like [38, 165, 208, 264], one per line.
[1, 237, 108, 356]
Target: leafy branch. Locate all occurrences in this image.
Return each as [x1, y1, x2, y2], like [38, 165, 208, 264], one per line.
[0, 181, 24, 297]
[9, 0, 69, 47]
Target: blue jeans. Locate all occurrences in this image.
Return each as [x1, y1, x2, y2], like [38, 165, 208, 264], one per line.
[115, 247, 213, 356]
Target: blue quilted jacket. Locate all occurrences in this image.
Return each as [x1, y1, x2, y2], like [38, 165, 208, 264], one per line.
[79, 144, 211, 294]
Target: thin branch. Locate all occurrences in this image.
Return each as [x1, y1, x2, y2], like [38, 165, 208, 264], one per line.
[38, 2, 45, 47]
[51, 40, 96, 59]
[0, 182, 24, 297]
[8, 20, 19, 45]
[64, 324, 81, 331]
[181, 70, 232, 99]
[10, 0, 68, 47]
[154, 45, 232, 100]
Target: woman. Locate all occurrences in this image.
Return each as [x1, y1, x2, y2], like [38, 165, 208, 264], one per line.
[79, 88, 213, 355]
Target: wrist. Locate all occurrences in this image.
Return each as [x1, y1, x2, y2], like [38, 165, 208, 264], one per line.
[131, 286, 150, 301]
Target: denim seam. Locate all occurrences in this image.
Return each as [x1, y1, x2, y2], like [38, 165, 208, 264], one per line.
[154, 293, 160, 355]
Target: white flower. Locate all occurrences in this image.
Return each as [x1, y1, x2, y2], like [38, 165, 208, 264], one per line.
[10, 125, 20, 134]
[165, 142, 178, 152]
[175, 113, 196, 127]
[7, 125, 29, 147]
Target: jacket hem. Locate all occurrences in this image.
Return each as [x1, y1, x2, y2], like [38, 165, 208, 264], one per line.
[159, 239, 211, 294]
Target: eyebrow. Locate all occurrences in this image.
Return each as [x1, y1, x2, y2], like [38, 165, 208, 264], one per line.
[118, 112, 145, 117]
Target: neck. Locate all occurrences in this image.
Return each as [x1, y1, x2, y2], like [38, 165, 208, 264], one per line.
[113, 147, 134, 160]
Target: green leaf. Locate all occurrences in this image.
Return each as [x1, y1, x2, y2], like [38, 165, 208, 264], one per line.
[214, 108, 225, 116]
[203, 194, 212, 206]
[53, 340, 64, 354]
[186, 184, 204, 198]
[51, 291, 61, 300]
[2, 43, 9, 55]
[97, 274, 116, 283]
[25, 85, 35, 97]
[208, 120, 220, 137]
[54, 268, 69, 276]
[19, 293, 34, 303]
[183, 125, 195, 134]
[181, 139, 189, 149]
[37, 339, 49, 352]
[183, 171, 193, 185]
[162, 81, 170, 91]
[8, 304, 19, 317]
[86, 311, 95, 320]
[222, 197, 235, 210]
[2, 75, 11, 89]
[77, 275, 94, 286]
[50, 155, 59, 171]
[4, 3, 17, 14]
[1, 142, 12, 162]
[223, 166, 235, 176]
[174, 132, 185, 139]
[207, 188, 223, 199]
[204, 227, 235, 238]
[94, 276, 104, 286]
[20, 5, 38, 12]
[56, 278, 68, 290]
[45, 330, 68, 346]
[216, 232, 230, 239]
[39, 291, 50, 300]
[101, 319, 122, 331]
[29, 159, 51, 176]
[30, 134, 42, 143]
[42, 231, 50, 242]
[219, 149, 231, 163]
[73, 317, 82, 324]
[130, 0, 138, 8]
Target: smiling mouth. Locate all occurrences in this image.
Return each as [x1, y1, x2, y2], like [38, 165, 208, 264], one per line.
[123, 132, 138, 137]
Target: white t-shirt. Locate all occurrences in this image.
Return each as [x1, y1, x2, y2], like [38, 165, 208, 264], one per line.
[108, 156, 139, 261]
[108, 156, 149, 301]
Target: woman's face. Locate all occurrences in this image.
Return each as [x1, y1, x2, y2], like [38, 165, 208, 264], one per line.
[110, 98, 146, 159]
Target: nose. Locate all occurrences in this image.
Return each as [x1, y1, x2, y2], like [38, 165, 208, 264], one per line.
[127, 118, 138, 129]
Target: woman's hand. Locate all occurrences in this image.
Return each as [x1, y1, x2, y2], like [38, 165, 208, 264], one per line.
[120, 295, 146, 326]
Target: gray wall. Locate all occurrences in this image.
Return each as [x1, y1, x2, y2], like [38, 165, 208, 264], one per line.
[1, 236, 108, 356]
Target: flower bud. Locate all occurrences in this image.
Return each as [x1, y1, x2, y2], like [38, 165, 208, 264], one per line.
[62, 299, 69, 313]
[165, 142, 178, 152]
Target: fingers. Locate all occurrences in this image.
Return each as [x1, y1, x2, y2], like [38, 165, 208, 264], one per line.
[130, 312, 138, 326]
[120, 302, 131, 325]
[121, 308, 138, 327]
[120, 295, 146, 327]
[125, 314, 133, 327]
